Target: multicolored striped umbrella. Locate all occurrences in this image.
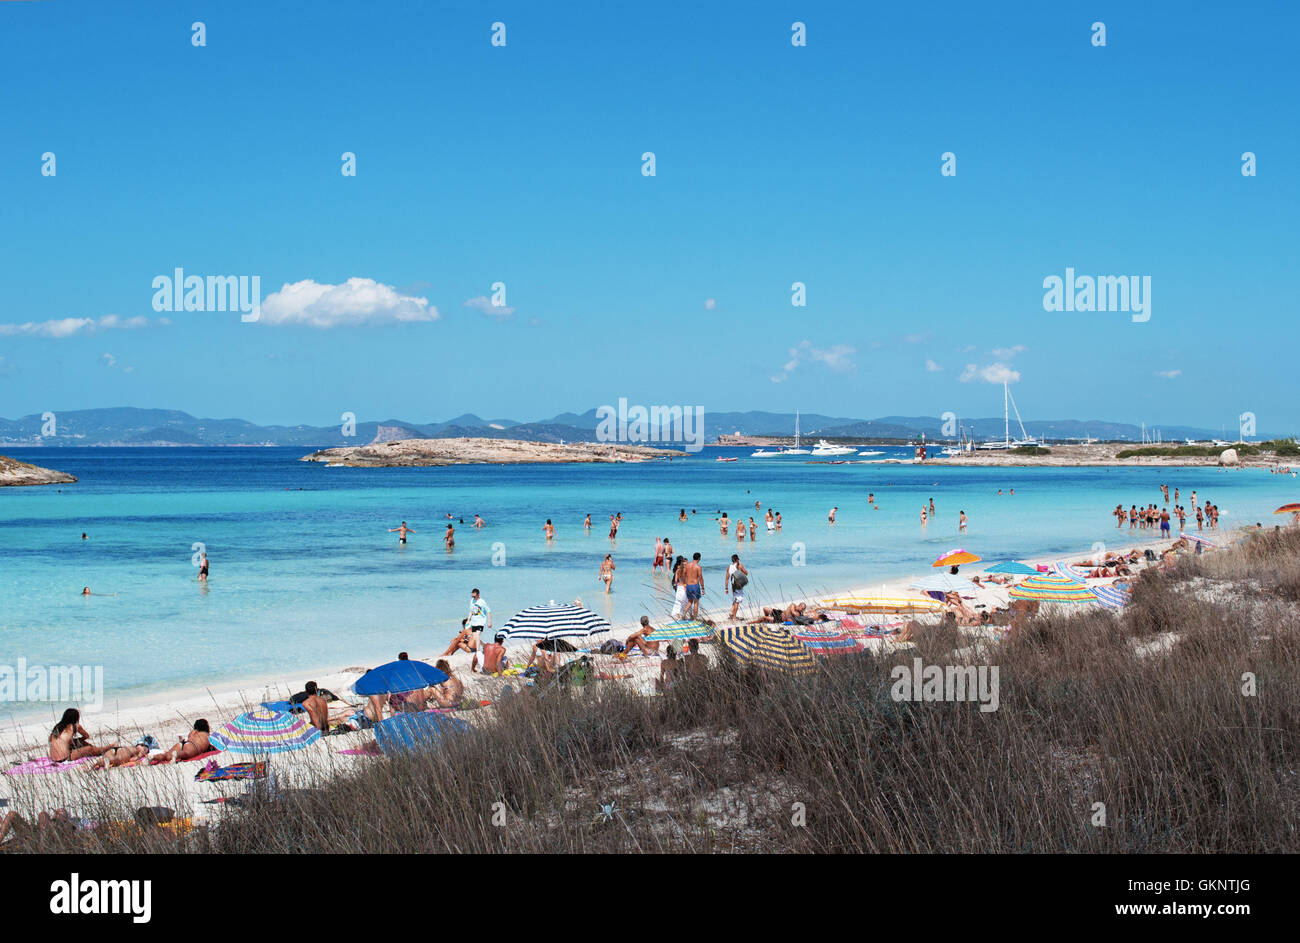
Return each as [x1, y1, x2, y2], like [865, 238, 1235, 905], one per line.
[817, 595, 944, 614]
[500, 602, 612, 644]
[1182, 533, 1215, 548]
[1008, 573, 1095, 603]
[209, 708, 321, 756]
[1273, 503, 1300, 515]
[933, 549, 981, 568]
[648, 620, 715, 641]
[716, 625, 817, 674]
[1091, 583, 1132, 609]
[983, 560, 1040, 575]
[791, 625, 859, 655]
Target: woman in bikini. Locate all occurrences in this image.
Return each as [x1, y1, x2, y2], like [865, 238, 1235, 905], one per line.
[599, 554, 615, 593]
[47, 709, 114, 763]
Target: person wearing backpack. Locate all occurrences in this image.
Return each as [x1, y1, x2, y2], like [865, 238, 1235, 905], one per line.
[726, 554, 749, 621]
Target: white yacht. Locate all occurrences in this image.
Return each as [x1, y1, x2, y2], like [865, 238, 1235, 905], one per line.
[810, 439, 856, 457]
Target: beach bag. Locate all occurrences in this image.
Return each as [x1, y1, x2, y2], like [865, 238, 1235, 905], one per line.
[731, 569, 748, 591]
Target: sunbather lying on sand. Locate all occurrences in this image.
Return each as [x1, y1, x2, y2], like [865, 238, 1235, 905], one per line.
[93, 743, 151, 770]
[157, 719, 211, 764]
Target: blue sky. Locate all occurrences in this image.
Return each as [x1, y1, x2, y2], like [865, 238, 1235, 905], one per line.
[1, 1, 1296, 433]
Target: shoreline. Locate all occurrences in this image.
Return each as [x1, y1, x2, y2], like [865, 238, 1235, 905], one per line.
[0, 527, 1199, 759]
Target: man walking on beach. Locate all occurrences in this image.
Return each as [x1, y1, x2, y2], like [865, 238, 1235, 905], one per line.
[725, 554, 748, 621]
[683, 552, 704, 619]
[467, 588, 491, 672]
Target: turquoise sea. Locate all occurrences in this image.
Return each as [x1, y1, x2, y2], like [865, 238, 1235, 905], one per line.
[1, 446, 1296, 717]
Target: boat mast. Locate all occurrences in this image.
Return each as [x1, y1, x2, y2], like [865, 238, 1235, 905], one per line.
[1004, 383, 1010, 447]
[795, 409, 800, 449]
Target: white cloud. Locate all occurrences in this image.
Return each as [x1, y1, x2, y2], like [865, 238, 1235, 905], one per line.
[925, 359, 944, 372]
[992, 345, 1027, 360]
[464, 295, 515, 319]
[100, 353, 116, 368]
[960, 362, 1020, 385]
[771, 340, 856, 382]
[704, 298, 717, 311]
[1154, 369, 1181, 379]
[0, 314, 165, 337]
[259, 278, 438, 328]
[901, 331, 933, 344]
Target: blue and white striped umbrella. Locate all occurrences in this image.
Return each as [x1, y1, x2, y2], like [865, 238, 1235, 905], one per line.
[501, 601, 612, 644]
[1091, 583, 1132, 609]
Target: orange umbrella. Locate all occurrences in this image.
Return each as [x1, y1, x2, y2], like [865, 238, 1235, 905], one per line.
[933, 549, 981, 568]
[1273, 503, 1300, 514]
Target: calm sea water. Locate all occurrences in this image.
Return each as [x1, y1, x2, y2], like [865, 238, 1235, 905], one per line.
[1, 446, 1295, 713]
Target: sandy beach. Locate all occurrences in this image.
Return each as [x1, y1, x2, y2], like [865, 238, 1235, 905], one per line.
[0, 526, 1192, 826]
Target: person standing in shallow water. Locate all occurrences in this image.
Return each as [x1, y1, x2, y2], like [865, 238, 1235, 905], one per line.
[444, 523, 455, 550]
[599, 554, 615, 593]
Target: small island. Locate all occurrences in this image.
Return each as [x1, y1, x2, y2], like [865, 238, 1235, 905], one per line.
[0, 454, 78, 486]
[302, 437, 687, 467]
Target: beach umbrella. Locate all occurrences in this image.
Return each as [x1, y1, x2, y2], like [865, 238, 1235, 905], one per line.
[817, 595, 944, 615]
[984, 561, 1040, 575]
[1008, 573, 1095, 603]
[1181, 533, 1216, 548]
[352, 659, 448, 696]
[715, 625, 817, 675]
[933, 549, 981, 568]
[909, 573, 973, 593]
[1273, 503, 1300, 514]
[791, 624, 859, 655]
[209, 708, 321, 756]
[1091, 583, 1132, 610]
[649, 620, 715, 641]
[374, 712, 469, 755]
[500, 601, 612, 646]
[1052, 562, 1092, 581]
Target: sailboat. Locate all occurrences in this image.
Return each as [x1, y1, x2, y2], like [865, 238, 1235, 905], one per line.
[751, 409, 810, 456]
[978, 383, 1038, 450]
[941, 421, 974, 456]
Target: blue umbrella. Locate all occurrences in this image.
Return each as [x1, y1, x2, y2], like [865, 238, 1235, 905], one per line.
[375, 712, 469, 755]
[984, 561, 1040, 575]
[352, 660, 448, 696]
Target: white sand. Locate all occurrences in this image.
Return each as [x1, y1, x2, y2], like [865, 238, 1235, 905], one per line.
[0, 530, 1206, 825]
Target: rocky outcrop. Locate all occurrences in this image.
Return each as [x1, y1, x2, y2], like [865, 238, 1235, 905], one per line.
[1219, 448, 1240, 466]
[0, 454, 77, 486]
[303, 437, 686, 467]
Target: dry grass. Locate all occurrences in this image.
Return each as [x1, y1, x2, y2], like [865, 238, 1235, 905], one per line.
[9, 530, 1300, 854]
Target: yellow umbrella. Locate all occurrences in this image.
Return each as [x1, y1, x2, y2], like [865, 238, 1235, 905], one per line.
[933, 549, 981, 568]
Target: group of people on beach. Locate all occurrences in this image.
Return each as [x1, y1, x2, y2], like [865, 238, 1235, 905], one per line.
[45, 708, 214, 769]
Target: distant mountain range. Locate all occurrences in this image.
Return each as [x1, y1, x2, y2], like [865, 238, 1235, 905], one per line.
[0, 406, 1285, 447]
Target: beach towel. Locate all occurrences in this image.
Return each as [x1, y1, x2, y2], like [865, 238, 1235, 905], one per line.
[194, 760, 267, 782]
[5, 756, 94, 776]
